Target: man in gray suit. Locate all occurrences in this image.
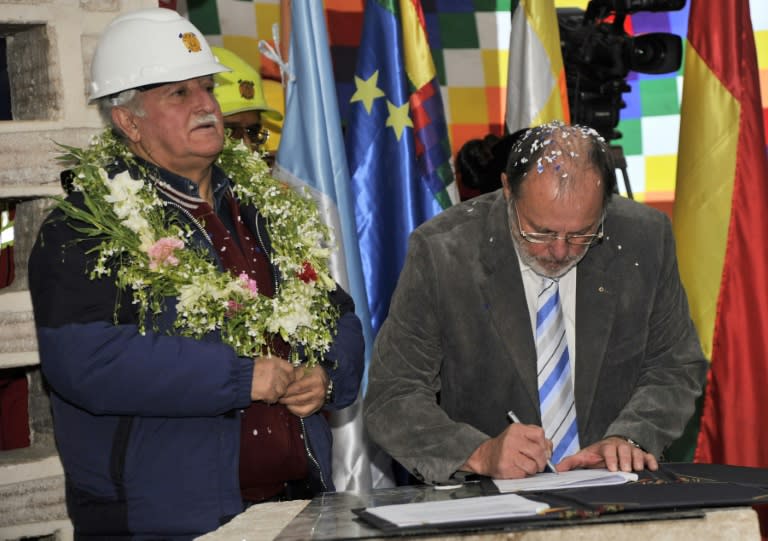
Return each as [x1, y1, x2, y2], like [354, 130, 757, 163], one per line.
[363, 121, 707, 484]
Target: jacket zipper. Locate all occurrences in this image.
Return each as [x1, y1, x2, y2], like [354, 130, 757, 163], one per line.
[252, 216, 278, 294]
[253, 214, 326, 492]
[300, 416, 327, 492]
[168, 197, 328, 492]
[165, 201, 214, 247]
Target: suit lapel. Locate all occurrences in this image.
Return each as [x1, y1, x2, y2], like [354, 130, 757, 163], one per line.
[478, 195, 541, 417]
[476, 194, 621, 426]
[574, 238, 618, 433]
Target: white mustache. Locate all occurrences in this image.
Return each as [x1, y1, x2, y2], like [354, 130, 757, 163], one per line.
[193, 114, 219, 127]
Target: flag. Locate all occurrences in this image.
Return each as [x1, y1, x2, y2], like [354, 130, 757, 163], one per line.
[345, 0, 458, 336]
[273, 0, 374, 493]
[506, 0, 570, 132]
[673, 0, 768, 468]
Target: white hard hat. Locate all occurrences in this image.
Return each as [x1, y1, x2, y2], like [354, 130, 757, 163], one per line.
[89, 7, 230, 101]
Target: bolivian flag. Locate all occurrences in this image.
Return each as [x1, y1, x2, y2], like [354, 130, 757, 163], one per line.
[673, 0, 768, 468]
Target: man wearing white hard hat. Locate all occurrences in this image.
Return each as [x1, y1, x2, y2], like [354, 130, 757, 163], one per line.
[27, 8, 363, 538]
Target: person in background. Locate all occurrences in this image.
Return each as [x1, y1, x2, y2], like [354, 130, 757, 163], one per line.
[364, 121, 707, 485]
[28, 8, 363, 538]
[455, 132, 518, 200]
[212, 46, 283, 164]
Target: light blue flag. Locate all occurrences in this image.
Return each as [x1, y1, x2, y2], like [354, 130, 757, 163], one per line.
[273, 0, 375, 493]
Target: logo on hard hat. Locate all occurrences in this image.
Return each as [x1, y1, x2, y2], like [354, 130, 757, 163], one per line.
[238, 80, 255, 100]
[179, 32, 202, 53]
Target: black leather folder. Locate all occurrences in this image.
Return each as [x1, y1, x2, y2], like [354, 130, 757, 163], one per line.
[353, 463, 768, 535]
[528, 463, 768, 514]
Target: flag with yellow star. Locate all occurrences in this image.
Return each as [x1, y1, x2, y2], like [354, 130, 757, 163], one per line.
[345, 0, 459, 336]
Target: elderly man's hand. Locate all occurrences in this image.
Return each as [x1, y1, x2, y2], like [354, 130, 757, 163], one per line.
[250, 356, 296, 404]
[556, 436, 658, 473]
[279, 365, 330, 418]
[461, 423, 553, 479]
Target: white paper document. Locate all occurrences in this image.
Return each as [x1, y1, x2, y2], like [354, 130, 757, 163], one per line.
[494, 468, 638, 493]
[363, 493, 550, 527]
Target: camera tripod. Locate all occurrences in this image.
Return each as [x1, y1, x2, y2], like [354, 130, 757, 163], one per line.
[610, 145, 633, 199]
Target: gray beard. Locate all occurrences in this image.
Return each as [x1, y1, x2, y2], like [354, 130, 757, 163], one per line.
[506, 204, 586, 280]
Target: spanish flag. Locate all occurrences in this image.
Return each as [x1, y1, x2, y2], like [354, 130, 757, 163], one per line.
[673, 0, 768, 470]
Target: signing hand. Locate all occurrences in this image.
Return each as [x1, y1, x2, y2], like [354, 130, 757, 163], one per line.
[556, 436, 658, 473]
[279, 365, 329, 418]
[461, 423, 553, 479]
[250, 355, 296, 403]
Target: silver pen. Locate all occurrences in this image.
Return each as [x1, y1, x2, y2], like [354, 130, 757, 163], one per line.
[507, 410, 559, 475]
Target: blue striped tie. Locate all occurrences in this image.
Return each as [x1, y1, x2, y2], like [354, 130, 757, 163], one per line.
[536, 278, 580, 463]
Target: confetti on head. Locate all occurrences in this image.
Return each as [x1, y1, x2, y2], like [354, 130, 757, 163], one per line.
[504, 121, 616, 201]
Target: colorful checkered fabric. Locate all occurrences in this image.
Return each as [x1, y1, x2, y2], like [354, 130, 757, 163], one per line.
[173, 0, 768, 207]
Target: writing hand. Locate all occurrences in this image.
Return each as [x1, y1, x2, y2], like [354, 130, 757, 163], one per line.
[279, 365, 329, 418]
[250, 355, 296, 403]
[556, 436, 658, 473]
[461, 423, 553, 479]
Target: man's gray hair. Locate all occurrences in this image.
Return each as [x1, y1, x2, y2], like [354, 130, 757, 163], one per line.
[95, 89, 144, 140]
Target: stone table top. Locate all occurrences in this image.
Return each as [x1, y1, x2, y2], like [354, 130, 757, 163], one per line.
[196, 483, 761, 541]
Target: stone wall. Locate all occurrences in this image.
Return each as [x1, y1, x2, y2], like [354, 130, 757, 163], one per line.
[0, 1, 155, 539]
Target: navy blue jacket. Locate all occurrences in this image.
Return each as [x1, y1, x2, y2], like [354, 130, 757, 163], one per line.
[28, 161, 364, 539]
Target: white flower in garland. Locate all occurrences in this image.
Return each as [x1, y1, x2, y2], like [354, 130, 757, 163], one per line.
[54, 129, 339, 366]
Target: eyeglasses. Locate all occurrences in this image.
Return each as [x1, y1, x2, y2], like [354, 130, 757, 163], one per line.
[225, 124, 270, 147]
[513, 201, 604, 246]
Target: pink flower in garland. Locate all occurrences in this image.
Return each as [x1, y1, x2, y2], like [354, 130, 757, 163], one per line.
[226, 300, 243, 317]
[237, 272, 259, 296]
[226, 274, 258, 317]
[147, 237, 184, 270]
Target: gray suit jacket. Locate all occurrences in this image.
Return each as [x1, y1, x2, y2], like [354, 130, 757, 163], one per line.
[363, 190, 707, 484]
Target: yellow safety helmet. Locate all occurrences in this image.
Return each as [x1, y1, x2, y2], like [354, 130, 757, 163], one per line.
[261, 79, 285, 153]
[212, 46, 283, 120]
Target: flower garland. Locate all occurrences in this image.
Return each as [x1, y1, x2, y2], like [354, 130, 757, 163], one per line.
[54, 129, 338, 366]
